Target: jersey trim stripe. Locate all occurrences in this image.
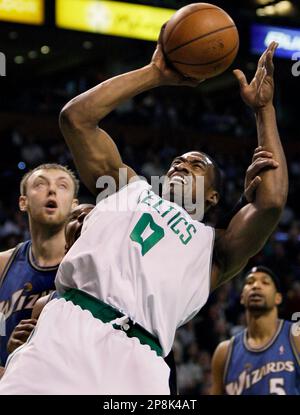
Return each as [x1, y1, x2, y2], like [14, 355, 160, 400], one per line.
[0, 243, 22, 289]
[243, 319, 284, 353]
[28, 245, 59, 272]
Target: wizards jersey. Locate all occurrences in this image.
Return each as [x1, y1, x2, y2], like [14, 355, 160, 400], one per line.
[224, 320, 300, 395]
[0, 241, 57, 365]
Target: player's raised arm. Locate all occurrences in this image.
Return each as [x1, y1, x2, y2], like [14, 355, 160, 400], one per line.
[59, 27, 201, 195]
[211, 42, 288, 290]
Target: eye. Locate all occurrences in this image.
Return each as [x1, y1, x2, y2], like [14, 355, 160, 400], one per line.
[35, 181, 46, 188]
[59, 183, 68, 189]
[193, 164, 203, 170]
[193, 160, 205, 168]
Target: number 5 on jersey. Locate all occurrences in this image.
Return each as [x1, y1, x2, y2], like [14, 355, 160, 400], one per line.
[269, 378, 286, 395]
[130, 213, 165, 256]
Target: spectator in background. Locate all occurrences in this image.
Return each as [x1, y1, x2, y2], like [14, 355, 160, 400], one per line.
[21, 136, 45, 167]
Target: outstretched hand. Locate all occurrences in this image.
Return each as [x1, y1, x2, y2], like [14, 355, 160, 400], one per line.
[150, 23, 205, 87]
[233, 41, 278, 110]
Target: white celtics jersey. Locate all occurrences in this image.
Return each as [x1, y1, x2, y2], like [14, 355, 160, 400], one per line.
[55, 179, 215, 356]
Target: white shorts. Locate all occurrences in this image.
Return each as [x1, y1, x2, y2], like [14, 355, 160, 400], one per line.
[0, 298, 170, 395]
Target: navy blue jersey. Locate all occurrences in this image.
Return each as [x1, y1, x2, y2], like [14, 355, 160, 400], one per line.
[224, 320, 300, 395]
[0, 241, 57, 365]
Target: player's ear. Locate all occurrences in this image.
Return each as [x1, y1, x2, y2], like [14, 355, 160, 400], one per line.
[19, 195, 28, 212]
[72, 198, 79, 209]
[240, 293, 245, 306]
[275, 292, 282, 306]
[207, 190, 219, 207]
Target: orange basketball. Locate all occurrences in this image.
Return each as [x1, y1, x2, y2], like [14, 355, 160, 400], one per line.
[162, 3, 239, 80]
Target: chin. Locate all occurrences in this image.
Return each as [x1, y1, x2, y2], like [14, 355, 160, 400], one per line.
[247, 303, 268, 312]
[41, 215, 64, 227]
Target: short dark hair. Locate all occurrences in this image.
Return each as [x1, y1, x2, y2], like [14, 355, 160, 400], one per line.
[244, 265, 281, 293]
[20, 163, 79, 197]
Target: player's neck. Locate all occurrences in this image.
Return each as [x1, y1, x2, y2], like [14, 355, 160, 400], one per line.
[29, 224, 66, 267]
[246, 309, 279, 348]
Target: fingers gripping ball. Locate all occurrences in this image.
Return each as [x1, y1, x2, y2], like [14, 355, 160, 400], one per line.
[162, 3, 239, 80]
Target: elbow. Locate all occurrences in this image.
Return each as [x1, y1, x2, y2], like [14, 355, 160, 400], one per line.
[257, 202, 284, 220]
[60, 98, 96, 134]
[269, 194, 287, 212]
[253, 200, 284, 227]
[59, 102, 82, 132]
[256, 191, 287, 213]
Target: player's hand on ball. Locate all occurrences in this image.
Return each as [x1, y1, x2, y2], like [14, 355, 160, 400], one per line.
[233, 41, 278, 110]
[244, 146, 279, 202]
[7, 318, 37, 354]
[150, 23, 205, 87]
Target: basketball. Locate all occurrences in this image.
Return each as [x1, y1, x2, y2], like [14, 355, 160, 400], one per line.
[162, 3, 239, 80]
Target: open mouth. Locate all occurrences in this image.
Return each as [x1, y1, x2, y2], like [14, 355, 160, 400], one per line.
[249, 293, 264, 300]
[45, 200, 58, 210]
[169, 174, 187, 185]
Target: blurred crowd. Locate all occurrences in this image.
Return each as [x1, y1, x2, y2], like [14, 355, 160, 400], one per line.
[1, 69, 300, 395]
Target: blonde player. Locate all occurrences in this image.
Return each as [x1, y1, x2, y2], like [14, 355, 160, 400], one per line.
[0, 164, 78, 367]
[0, 39, 287, 394]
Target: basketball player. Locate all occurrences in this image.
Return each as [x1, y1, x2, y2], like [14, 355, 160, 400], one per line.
[211, 266, 300, 395]
[2, 148, 276, 390]
[1, 150, 276, 389]
[0, 39, 288, 394]
[0, 164, 79, 366]
[4, 203, 95, 359]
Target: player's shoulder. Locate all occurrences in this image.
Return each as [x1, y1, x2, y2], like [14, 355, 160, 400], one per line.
[212, 339, 231, 364]
[288, 319, 300, 354]
[215, 339, 231, 356]
[211, 340, 232, 393]
[211, 340, 232, 385]
[292, 335, 300, 354]
[0, 247, 17, 277]
[124, 177, 150, 191]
